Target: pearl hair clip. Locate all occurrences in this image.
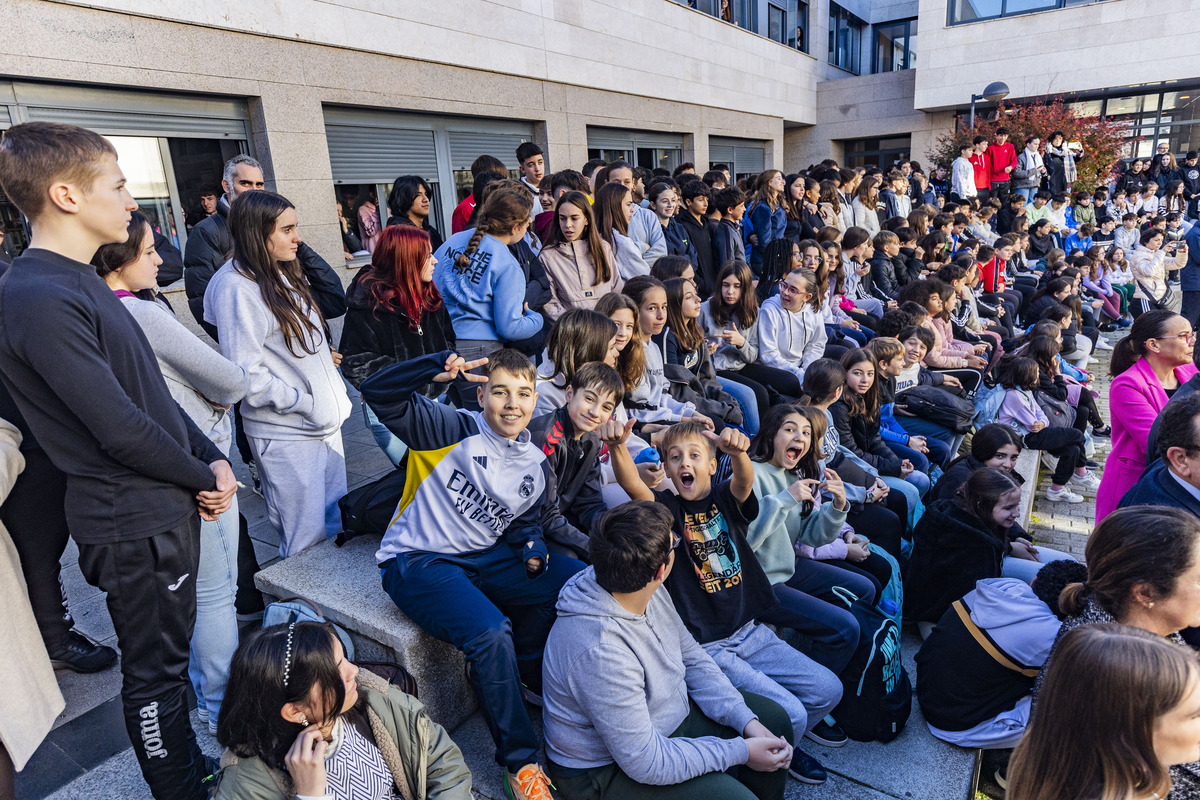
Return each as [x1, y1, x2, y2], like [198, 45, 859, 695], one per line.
[283, 622, 297, 688]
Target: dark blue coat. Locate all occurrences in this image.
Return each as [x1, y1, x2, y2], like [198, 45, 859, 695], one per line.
[1183, 223, 1200, 292]
[1118, 457, 1200, 518]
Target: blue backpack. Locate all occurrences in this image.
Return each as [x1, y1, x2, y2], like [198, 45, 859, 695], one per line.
[974, 381, 1007, 427]
[262, 597, 355, 661]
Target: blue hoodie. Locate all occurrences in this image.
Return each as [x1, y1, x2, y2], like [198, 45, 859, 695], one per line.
[433, 229, 544, 343]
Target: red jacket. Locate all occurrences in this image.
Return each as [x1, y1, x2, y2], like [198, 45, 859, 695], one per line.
[970, 152, 991, 190]
[988, 142, 1017, 184]
[451, 194, 475, 234]
[978, 255, 1006, 293]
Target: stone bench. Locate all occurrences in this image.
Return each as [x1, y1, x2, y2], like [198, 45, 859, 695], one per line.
[254, 536, 477, 731]
[1015, 446, 1041, 530]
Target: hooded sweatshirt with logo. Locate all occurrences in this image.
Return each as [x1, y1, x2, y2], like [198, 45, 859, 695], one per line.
[542, 567, 756, 783]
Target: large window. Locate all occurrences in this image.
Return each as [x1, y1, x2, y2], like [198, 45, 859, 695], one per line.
[949, 0, 1105, 24]
[872, 18, 916, 72]
[680, 0, 809, 52]
[828, 2, 865, 75]
[844, 136, 911, 171]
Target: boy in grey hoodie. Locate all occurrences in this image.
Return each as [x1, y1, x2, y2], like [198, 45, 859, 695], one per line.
[543, 501, 794, 800]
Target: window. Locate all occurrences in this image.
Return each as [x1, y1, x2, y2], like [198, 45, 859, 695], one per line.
[828, 3, 865, 75]
[792, 0, 809, 52]
[844, 136, 911, 171]
[949, 0, 1107, 24]
[768, 3, 786, 43]
[872, 18, 916, 72]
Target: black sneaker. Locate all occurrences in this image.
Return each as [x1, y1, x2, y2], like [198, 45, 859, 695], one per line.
[788, 749, 827, 784]
[1091, 424, 1111, 437]
[1084, 458, 1100, 469]
[47, 629, 118, 673]
[803, 717, 848, 748]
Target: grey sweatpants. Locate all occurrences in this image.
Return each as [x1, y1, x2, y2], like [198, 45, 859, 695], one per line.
[703, 621, 843, 737]
[248, 431, 347, 559]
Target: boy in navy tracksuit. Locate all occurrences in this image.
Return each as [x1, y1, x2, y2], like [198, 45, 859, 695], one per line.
[361, 348, 584, 799]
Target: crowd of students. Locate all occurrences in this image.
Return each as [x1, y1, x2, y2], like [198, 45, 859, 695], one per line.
[3, 120, 1200, 800]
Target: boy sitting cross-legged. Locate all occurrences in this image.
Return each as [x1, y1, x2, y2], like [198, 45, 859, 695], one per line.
[360, 348, 586, 800]
[543, 501, 795, 800]
[602, 418, 843, 785]
[527, 361, 623, 559]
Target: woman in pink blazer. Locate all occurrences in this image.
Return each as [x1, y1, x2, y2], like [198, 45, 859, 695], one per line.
[1095, 310, 1198, 521]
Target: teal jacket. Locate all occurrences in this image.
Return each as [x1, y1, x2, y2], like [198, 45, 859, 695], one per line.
[747, 461, 847, 585]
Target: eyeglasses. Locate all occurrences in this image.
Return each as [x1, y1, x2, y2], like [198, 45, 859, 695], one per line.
[1157, 330, 1197, 342]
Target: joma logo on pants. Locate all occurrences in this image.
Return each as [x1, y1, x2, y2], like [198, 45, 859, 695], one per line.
[139, 702, 169, 760]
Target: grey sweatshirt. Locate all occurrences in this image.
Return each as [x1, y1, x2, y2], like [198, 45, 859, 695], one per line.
[698, 304, 759, 372]
[204, 262, 351, 440]
[120, 296, 249, 455]
[542, 567, 755, 784]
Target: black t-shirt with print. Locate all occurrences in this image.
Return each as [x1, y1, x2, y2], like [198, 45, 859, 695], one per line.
[656, 480, 776, 644]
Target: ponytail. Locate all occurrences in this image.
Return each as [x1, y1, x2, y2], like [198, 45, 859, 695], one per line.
[1110, 309, 1180, 377]
[1058, 582, 1089, 617]
[454, 181, 532, 273]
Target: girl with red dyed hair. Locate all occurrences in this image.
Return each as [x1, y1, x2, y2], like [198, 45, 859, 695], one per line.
[340, 224, 456, 464]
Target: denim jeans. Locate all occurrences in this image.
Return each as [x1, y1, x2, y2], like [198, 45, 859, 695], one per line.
[188, 491, 240, 726]
[1001, 547, 1076, 584]
[716, 376, 760, 435]
[362, 400, 408, 466]
[1015, 186, 1038, 203]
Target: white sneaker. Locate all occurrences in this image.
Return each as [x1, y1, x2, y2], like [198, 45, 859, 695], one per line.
[1087, 355, 1100, 364]
[1094, 337, 1113, 350]
[1068, 471, 1101, 492]
[1040, 452, 1059, 473]
[1046, 485, 1085, 503]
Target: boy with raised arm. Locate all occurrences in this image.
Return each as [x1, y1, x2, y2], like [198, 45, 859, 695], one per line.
[360, 348, 585, 800]
[601, 419, 844, 785]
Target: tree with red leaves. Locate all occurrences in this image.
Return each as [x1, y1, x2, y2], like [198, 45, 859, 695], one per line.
[928, 97, 1131, 193]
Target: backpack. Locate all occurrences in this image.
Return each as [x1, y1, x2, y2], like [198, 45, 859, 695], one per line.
[973, 381, 1007, 427]
[262, 597, 355, 661]
[895, 385, 975, 434]
[336, 465, 408, 545]
[830, 587, 913, 742]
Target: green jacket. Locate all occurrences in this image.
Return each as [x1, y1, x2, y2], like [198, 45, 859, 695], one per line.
[211, 669, 472, 800]
[747, 461, 847, 585]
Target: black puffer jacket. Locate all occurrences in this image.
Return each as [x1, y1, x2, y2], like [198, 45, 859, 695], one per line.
[869, 253, 906, 300]
[526, 407, 608, 560]
[183, 196, 347, 337]
[828, 399, 901, 476]
[338, 270, 456, 396]
[905, 499, 1021, 623]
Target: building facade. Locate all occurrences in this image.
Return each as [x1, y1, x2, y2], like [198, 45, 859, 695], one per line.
[0, 0, 1195, 270]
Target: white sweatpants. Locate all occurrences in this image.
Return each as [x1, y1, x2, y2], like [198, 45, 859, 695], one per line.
[248, 431, 347, 559]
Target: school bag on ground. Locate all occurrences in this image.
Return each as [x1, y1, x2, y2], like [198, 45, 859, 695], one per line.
[262, 597, 356, 661]
[895, 385, 975, 434]
[830, 587, 913, 742]
[336, 464, 407, 544]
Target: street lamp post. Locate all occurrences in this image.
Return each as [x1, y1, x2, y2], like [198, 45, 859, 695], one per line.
[969, 81, 1011, 130]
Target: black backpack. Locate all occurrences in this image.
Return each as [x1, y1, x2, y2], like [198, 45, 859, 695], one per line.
[830, 587, 913, 742]
[895, 385, 975, 434]
[335, 465, 407, 545]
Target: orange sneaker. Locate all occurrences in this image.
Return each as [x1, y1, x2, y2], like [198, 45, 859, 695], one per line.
[504, 763, 555, 800]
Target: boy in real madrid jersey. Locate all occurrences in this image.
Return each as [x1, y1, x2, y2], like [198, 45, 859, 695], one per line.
[360, 348, 585, 799]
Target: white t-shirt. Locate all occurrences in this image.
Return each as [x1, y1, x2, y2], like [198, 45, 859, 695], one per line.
[895, 362, 922, 394]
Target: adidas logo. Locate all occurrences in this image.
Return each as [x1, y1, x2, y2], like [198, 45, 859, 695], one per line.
[473, 456, 488, 469]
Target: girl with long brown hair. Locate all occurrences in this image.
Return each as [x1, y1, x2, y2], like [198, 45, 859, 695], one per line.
[205, 190, 352, 559]
[595, 181, 650, 280]
[539, 189, 621, 320]
[748, 169, 787, 273]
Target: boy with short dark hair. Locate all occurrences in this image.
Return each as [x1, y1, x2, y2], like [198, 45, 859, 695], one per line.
[896, 325, 959, 393]
[517, 141, 546, 214]
[543, 500, 795, 799]
[603, 419, 843, 785]
[713, 187, 748, 265]
[0, 121, 234, 799]
[528, 362, 623, 559]
[360, 348, 586, 800]
[678, 180, 718, 295]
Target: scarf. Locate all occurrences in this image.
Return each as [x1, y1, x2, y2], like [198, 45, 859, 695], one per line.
[1047, 143, 1077, 184]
